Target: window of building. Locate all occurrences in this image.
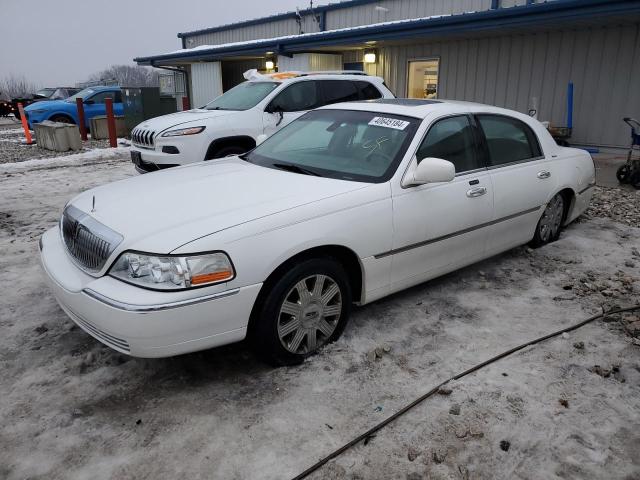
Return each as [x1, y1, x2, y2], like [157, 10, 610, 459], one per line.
[476, 115, 542, 166]
[407, 59, 440, 99]
[416, 115, 480, 174]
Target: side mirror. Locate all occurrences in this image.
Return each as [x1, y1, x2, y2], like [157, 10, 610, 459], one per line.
[256, 134, 268, 146]
[265, 103, 282, 114]
[405, 157, 455, 186]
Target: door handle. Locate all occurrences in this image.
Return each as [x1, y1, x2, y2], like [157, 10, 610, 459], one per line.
[466, 186, 487, 198]
[537, 170, 551, 179]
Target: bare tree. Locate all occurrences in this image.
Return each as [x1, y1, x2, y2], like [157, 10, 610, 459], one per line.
[0, 74, 40, 99]
[85, 65, 160, 87]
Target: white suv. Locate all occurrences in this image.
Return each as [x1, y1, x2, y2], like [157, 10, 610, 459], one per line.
[130, 71, 394, 173]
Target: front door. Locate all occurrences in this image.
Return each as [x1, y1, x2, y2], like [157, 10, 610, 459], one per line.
[262, 80, 320, 137]
[389, 115, 493, 291]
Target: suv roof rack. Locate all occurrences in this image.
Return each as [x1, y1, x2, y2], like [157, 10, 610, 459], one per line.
[297, 70, 369, 76]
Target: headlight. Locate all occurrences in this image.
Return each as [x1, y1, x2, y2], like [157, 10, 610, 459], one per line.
[161, 126, 205, 137]
[109, 251, 234, 290]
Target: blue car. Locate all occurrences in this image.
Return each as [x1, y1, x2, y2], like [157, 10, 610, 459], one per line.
[24, 86, 123, 130]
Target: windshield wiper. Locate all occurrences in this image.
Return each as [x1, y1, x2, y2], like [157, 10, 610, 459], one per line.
[272, 163, 321, 177]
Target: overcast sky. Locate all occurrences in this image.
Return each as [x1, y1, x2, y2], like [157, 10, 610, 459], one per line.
[1, 0, 308, 87]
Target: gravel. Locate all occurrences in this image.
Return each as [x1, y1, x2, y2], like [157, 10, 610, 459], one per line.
[0, 124, 119, 164]
[584, 185, 640, 227]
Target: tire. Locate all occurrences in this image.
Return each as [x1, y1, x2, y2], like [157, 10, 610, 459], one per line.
[616, 164, 631, 184]
[630, 170, 640, 190]
[250, 257, 352, 366]
[207, 145, 248, 159]
[530, 193, 566, 248]
[49, 115, 74, 125]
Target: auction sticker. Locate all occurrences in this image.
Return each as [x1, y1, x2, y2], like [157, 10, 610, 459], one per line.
[368, 117, 410, 130]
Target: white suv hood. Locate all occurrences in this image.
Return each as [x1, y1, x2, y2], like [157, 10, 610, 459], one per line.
[135, 108, 239, 133]
[68, 158, 367, 254]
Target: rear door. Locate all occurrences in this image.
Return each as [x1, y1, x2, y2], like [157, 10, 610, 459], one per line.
[389, 114, 493, 290]
[476, 114, 557, 255]
[262, 80, 321, 136]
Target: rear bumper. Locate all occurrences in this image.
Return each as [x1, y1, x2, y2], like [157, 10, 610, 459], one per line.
[39, 228, 261, 357]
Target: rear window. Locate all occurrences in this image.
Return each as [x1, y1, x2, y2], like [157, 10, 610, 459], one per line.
[476, 114, 542, 166]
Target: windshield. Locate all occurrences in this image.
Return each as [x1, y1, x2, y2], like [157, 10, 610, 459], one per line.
[35, 88, 56, 98]
[65, 88, 97, 102]
[205, 81, 278, 111]
[244, 109, 420, 183]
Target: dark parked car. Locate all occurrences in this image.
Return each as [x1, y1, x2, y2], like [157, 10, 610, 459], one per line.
[11, 87, 81, 120]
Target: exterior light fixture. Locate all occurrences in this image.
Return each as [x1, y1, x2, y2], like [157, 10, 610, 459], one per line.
[364, 50, 377, 63]
[265, 60, 275, 70]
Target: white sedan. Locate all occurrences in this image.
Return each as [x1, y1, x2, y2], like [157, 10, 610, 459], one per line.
[40, 99, 595, 365]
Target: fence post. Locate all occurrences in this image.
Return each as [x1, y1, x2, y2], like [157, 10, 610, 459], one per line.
[17, 103, 33, 145]
[75, 98, 88, 141]
[105, 97, 117, 148]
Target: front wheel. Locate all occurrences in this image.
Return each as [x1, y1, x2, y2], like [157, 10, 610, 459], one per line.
[530, 193, 565, 248]
[250, 258, 352, 366]
[49, 115, 74, 124]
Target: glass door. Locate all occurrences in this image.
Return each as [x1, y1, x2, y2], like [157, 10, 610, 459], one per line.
[407, 59, 440, 99]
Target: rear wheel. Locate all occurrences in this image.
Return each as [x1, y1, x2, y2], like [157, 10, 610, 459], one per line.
[250, 258, 352, 366]
[49, 115, 74, 124]
[530, 193, 565, 248]
[616, 164, 631, 183]
[630, 170, 640, 190]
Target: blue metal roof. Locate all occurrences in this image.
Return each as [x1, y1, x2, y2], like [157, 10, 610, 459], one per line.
[136, 0, 640, 65]
[177, 0, 386, 39]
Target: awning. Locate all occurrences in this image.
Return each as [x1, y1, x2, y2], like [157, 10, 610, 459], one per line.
[135, 0, 640, 66]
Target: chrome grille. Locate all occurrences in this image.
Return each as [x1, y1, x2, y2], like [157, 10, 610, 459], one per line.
[131, 128, 156, 148]
[61, 205, 123, 272]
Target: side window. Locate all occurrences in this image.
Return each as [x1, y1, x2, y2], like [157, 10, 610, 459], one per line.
[356, 81, 382, 100]
[320, 80, 359, 106]
[112, 91, 122, 103]
[477, 115, 542, 166]
[88, 91, 115, 104]
[416, 115, 481, 174]
[269, 81, 320, 112]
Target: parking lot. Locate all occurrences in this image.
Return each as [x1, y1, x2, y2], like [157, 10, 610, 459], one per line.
[1, 128, 639, 479]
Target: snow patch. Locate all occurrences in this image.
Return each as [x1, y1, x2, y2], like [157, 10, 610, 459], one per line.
[0, 146, 130, 173]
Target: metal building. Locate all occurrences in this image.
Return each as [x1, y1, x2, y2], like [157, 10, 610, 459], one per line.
[135, 0, 640, 148]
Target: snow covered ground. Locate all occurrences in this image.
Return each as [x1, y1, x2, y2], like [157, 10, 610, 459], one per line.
[0, 155, 639, 480]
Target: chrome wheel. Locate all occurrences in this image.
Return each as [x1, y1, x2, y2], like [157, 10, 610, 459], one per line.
[538, 194, 565, 242]
[277, 274, 342, 355]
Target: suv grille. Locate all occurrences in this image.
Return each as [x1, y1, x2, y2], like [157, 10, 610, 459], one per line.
[132, 128, 156, 148]
[61, 205, 123, 272]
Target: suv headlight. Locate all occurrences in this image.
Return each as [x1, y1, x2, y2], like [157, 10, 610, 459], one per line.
[161, 126, 205, 137]
[109, 251, 234, 290]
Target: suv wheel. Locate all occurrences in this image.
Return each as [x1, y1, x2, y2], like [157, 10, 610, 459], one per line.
[208, 145, 248, 159]
[251, 258, 352, 366]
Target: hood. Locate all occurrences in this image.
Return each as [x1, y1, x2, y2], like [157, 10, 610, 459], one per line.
[25, 100, 65, 111]
[69, 158, 368, 254]
[134, 108, 240, 133]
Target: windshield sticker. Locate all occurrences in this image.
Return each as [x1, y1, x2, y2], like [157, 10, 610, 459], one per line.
[368, 117, 410, 130]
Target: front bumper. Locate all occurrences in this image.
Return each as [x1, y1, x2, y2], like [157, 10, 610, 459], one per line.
[39, 228, 262, 357]
[130, 141, 201, 172]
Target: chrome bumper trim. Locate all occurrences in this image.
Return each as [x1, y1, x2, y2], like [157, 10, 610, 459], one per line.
[82, 287, 241, 312]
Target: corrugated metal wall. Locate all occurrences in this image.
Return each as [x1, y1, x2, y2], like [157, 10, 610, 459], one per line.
[376, 23, 640, 148]
[184, 0, 557, 48]
[191, 62, 223, 107]
[278, 53, 343, 71]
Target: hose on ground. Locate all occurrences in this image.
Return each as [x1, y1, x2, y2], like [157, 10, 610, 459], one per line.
[291, 304, 640, 480]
